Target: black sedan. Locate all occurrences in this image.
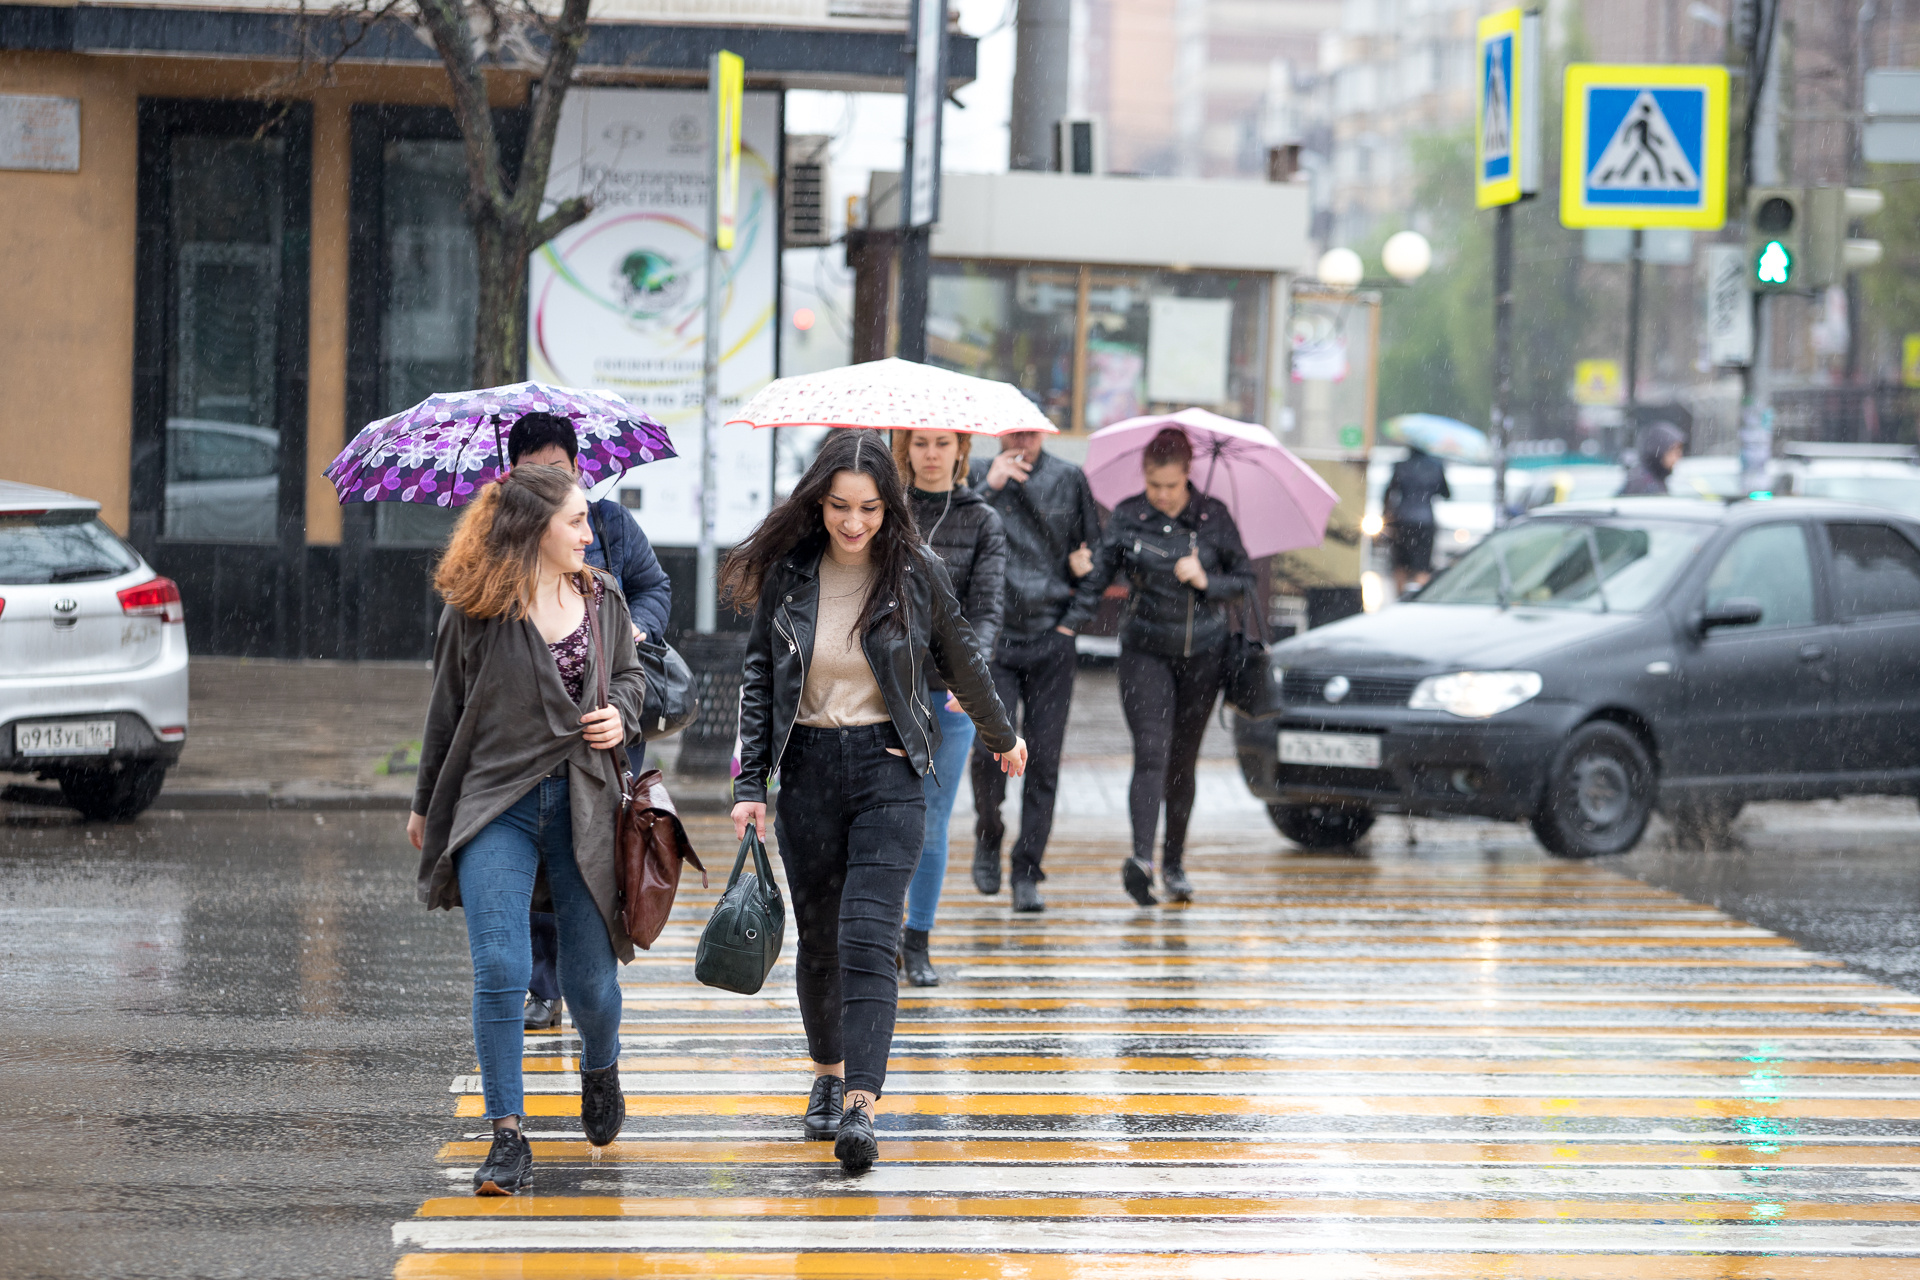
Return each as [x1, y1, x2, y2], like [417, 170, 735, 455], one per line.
[1236, 497, 1920, 856]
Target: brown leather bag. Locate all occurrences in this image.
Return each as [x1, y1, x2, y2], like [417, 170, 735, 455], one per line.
[583, 576, 706, 949]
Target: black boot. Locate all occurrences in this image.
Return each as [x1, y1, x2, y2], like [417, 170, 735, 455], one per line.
[472, 1126, 533, 1195]
[1162, 866, 1193, 903]
[803, 1074, 844, 1140]
[835, 1097, 879, 1173]
[523, 993, 562, 1031]
[900, 927, 939, 987]
[580, 1061, 626, 1147]
[972, 831, 1002, 895]
[1122, 856, 1158, 906]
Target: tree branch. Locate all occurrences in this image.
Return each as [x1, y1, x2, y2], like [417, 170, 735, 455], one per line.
[509, 0, 592, 229]
[413, 0, 508, 217]
[532, 195, 593, 249]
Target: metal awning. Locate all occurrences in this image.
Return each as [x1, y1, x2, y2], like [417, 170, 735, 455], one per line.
[0, 3, 976, 92]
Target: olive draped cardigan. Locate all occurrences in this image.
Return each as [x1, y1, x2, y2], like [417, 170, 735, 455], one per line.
[412, 568, 647, 961]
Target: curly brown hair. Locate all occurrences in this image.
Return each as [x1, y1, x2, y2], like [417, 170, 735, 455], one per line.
[433, 464, 583, 620]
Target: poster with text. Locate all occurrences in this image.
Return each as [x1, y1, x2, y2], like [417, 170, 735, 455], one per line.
[531, 87, 780, 546]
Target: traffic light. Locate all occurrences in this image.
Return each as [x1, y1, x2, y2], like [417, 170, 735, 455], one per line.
[1804, 187, 1885, 288]
[1746, 186, 1802, 292]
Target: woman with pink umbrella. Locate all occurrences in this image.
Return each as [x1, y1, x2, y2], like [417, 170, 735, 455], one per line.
[1056, 427, 1255, 905]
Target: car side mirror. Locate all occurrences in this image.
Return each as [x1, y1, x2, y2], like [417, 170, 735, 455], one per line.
[1696, 598, 1764, 633]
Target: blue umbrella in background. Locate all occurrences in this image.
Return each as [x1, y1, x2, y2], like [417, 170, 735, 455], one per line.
[1381, 413, 1492, 464]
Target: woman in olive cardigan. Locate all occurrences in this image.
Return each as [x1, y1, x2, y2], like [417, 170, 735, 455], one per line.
[407, 463, 646, 1196]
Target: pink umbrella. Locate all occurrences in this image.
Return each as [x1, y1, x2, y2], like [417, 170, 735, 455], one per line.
[726, 358, 1058, 436]
[1083, 408, 1339, 558]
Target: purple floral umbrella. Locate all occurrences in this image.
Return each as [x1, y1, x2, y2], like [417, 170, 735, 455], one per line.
[324, 381, 675, 507]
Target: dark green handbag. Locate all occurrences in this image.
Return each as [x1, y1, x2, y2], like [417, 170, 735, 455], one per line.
[693, 823, 786, 995]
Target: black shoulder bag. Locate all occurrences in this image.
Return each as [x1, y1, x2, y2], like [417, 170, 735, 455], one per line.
[1222, 588, 1284, 721]
[591, 503, 699, 739]
[693, 822, 786, 995]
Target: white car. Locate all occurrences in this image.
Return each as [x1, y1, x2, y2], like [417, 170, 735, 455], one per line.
[0, 481, 189, 818]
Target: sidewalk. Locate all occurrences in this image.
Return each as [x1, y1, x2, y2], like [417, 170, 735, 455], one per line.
[8, 657, 1264, 821]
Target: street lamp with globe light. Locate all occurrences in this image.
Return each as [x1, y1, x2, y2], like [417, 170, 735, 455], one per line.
[1381, 231, 1432, 283]
[1315, 247, 1365, 288]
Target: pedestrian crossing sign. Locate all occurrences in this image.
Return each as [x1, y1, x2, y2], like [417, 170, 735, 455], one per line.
[1561, 63, 1728, 229]
[1475, 8, 1526, 207]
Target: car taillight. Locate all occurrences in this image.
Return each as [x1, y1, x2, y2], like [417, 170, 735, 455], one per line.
[118, 576, 184, 623]
[157, 725, 186, 742]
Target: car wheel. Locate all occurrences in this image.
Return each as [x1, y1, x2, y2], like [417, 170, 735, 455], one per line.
[1530, 722, 1654, 858]
[58, 762, 168, 821]
[1668, 796, 1744, 851]
[1269, 802, 1376, 850]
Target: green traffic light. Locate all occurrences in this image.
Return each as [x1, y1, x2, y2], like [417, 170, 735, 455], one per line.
[1757, 239, 1792, 285]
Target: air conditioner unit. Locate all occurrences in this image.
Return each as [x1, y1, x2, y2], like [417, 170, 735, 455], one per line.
[1052, 118, 1104, 175]
[783, 134, 832, 248]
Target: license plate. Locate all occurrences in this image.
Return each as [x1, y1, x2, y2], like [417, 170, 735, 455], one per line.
[1280, 730, 1381, 770]
[16, 720, 115, 756]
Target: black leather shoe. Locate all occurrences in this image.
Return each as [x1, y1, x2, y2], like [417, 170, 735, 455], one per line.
[835, 1097, 879, 1172]
[473, 1126, 533, 1195]
[803, 1075, 844, 1140]
[1162, 867, 1194, 903]
[1122, 857, 1158, 906]
[1011, 880, 1046, 913]
[580, 1062, 626, 1146]
[523, 994, 562, 1031]
[900, 927, 940, 986]
[972, 835, 1002, 895]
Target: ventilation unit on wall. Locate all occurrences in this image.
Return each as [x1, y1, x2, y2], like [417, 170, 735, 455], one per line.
[1052, 118, 1104, 175]
[783, 134, 832, 247]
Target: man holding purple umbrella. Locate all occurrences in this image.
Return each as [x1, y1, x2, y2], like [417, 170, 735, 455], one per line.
[506, 412, 671, 1031]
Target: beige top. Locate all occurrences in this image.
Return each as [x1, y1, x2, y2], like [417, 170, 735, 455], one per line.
[797, 555, 891, 728]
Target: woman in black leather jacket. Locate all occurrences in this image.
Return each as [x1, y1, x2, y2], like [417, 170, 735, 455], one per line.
[722, 429, 1025, 1173]
[1059, 427, 1252, 905]
[892, 428, 1006, 987]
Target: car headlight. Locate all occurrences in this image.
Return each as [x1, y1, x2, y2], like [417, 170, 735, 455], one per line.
[1408, 670, 1543, 718]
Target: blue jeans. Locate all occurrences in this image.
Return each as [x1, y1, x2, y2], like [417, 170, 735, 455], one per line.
[905, 700, 976, 932]
[456, 777, 622, 1121]
[528, 745, 641, 1003]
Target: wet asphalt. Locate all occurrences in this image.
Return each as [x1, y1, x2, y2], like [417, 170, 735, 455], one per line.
[1, 798, 1917, 1277]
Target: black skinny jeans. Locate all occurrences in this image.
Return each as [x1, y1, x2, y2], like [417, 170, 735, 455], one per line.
[775, 723, 926, 1098]
[1118, 646, 1223, 871]
[969, 629, 1076, 883]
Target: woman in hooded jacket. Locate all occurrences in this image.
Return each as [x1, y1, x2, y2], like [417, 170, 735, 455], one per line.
[892, 428, 1007, 986]
[406, 463, 646, 1196]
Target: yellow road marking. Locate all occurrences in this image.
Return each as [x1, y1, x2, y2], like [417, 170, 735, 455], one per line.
[518, 1055, 1920, 1076]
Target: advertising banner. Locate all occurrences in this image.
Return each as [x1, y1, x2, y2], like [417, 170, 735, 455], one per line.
[531, 87, 780, 546]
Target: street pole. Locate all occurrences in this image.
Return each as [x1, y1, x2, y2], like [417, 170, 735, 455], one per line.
[897, 0, 946, 363]
[696, 51, 724, 633]
[1624, 228, 1642, 446]
[1740, 0, 1783, 494]
[1491, 202, 1514, 524]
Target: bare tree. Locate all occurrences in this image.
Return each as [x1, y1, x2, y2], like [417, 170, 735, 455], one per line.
[303, 0, 596, 385]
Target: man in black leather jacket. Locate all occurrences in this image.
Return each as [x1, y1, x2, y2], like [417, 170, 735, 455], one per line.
[966, 430, 1103, 911]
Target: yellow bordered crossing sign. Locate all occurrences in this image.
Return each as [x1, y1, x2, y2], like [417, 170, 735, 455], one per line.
[1475, 8, 1536, 209]
[1560, 63, 1729, 229]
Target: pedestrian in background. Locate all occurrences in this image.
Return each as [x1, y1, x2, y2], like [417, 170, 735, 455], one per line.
[1618, 421, 1686, 497]
[407, 464, 647, 1195]
[1383, 444, 1449, 595]
[508, 412, 672, 1033]
[967, 429, 1102, 913]
[1059, 427, 1252, 905]
[725, 430, 1025, 1173]
[893, 428, 1006, 987]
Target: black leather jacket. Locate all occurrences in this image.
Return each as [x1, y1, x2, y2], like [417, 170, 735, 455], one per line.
[968, 451, 1103, 641]
[1060, 487, 1254, 659]
[733, 537, 1017, 804]
[909, 483, 1006, 689]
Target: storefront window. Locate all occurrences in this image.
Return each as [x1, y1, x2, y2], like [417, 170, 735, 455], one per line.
[377, 139, 476, 546]
[927, 262, 1077, 430]
[926, 260, 1269, 435]
[164, 136, 284, 542]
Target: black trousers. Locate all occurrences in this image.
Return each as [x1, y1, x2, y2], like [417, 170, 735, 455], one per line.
[1118, 646, 1223, 871]
[969, 628, 1076, 883]
[776, 723, 926, 1098]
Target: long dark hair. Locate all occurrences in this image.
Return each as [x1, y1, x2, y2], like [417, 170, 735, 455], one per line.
[721, 429, 921, 634]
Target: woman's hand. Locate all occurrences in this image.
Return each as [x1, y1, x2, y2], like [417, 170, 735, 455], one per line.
[1174, 553, 1209, 592]
[581, 704, 624, 750]
[732, 801, 767, 842]
[406, 811, 425, 851]
[945, 692, 962, 713]
[995, 737, 1029, 777]
[1055, 625, 1075, 636]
